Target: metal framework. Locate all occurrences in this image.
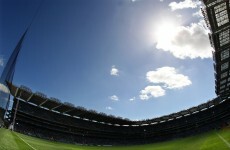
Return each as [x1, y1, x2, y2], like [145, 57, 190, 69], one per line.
[201, 0, 230, 99]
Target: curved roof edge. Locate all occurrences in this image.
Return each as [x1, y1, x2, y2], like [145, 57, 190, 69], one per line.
[7, 82, 227, 126]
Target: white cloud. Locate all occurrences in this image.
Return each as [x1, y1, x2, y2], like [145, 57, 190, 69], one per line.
[140, 86, 165, 100]
[139, 67, 191, 100]
[169, 0, 201, 11]
[129, 97, 136, 101]
[155, 21, 212, 59]
[176, 14, 182, 18]
[110, 65, 119, 76]
[0, 84, 10, 94]
[106, 106, 113, 110]
[109, 95, 119, 101]
[146, 67, 192, 89]
[0, 57, 4, 66]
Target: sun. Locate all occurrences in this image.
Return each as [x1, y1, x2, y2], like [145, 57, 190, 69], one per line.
[146, 18, 180, 46]
[154, 20, 178, 43]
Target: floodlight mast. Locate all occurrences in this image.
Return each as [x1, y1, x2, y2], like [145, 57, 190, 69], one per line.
[0, 30, 28, 127]
[0, 0, 44, 128]
[9, 96, 20, 130]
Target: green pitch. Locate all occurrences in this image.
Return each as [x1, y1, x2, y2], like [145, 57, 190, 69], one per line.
[0, 127, 229, 150]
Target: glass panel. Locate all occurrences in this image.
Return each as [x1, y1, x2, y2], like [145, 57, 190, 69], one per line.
[221, 72, 228, 78]
[220, 90, 225, 93]
[220, 79, 227, 84]
[219, 29, 230, 47]
[220, 85, 225, 89]
[214, 2, 229, 27]
[227, 82, 230, 86]
[221, 49, 230, 60]
[221, 62, 229, 71]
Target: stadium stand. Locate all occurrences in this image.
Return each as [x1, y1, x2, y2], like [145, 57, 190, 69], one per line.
[6, 83, 230, 145]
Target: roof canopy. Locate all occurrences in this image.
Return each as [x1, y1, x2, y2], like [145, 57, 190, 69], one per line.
[7, 82, 226, 126]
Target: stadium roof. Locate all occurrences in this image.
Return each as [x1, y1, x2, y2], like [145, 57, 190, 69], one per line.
[201, 0, 230, 99]
[7, 82, 133, 125]
[7, 82, 227, 126]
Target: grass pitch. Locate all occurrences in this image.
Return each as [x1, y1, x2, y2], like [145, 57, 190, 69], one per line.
[0, 127, 229, 150]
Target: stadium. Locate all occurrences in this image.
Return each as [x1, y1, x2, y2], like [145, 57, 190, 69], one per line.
[0, 0, 230, 149]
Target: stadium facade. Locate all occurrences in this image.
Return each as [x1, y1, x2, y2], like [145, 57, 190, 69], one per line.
[0, 0, 230, 145]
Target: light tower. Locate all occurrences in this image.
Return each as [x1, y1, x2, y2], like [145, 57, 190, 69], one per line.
[0, 29, 28, 125]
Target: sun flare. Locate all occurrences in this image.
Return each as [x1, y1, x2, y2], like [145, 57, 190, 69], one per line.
[154, 21, 178, 42]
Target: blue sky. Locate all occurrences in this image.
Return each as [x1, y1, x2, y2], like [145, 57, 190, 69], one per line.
[0, 0, 216, 120]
